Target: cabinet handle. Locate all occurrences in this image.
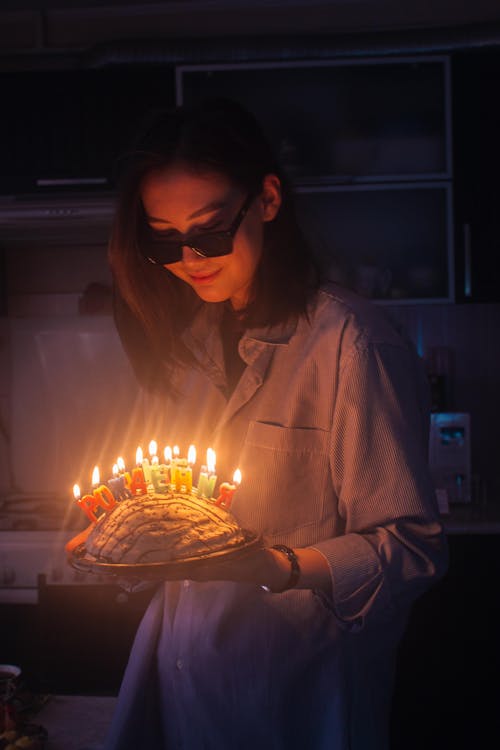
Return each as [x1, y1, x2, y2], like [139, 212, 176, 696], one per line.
[463, 223, 472, 298]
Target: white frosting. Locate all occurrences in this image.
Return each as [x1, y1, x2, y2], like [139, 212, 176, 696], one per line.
[85, 491, 246, 564]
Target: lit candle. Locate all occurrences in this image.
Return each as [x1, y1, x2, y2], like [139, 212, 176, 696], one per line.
[175, 459, 189, 491]
[108, 462, 131, 500]
[140, 441, 155, 483]
[170, 445, 180, 489]
[161, 445, 172, 487]
[107, 464, 123, 500]
[73, 483, 100, 524]
[206, 448, 217, 498]
[215, 468, 241, 508]
[150, 455, 163, 491]
[184, 444, 196, 492]
[117, 456, 132, 490]
[130, 446, 147, 495]
[92, 465, 117, 513]
[197, 464, 209, 497]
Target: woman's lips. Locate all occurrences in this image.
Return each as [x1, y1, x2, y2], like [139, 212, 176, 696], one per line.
[188, 269, 221, 285]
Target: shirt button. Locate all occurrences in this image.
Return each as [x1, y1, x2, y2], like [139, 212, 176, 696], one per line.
[176, 658, 183, 670]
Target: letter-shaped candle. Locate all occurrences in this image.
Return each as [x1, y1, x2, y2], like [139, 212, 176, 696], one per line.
[92, 466, 117, 513]
[73, 483, 100, 524]
[130, 446, 147, 495]
[206, 448, 217, 498]
[215, 468, 241, 508]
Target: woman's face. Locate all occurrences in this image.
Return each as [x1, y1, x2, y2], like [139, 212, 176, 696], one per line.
[140, 165, 281, 310]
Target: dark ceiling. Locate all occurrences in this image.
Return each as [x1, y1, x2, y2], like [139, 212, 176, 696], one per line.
[2, 0, 500, 71]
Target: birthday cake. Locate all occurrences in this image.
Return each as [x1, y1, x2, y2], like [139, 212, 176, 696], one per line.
[83, 490, 247, 565]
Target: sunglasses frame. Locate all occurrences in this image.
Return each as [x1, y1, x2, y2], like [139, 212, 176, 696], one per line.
[141, 191, 256, 266]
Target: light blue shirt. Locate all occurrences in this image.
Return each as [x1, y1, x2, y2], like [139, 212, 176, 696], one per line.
[104, 284, 447, 749]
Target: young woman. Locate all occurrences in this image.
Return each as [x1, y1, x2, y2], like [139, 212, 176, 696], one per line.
[105, 98, 447, 749]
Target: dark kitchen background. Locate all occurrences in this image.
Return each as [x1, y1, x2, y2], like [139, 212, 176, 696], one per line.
[1, 2, 500, 748]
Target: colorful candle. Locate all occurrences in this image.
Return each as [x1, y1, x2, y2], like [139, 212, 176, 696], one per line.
[215, 468, 241, 508]
[130, 446, 147, 495]
[109, 462, 131, 500]
[117, 456, 132, 490]
[170, 444, 180, 489]
[206, 448, 217, 498]
[197, 464, 209, 497]
[174, 459, 188, 491]
[150, 455, 163, 491]
[160, 446, 172, 487]
[107, 464, 124, 500]
[92, 465, 117, 513]
[73, 483, 100, 524]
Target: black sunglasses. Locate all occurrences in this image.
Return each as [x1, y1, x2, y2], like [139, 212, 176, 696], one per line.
[140, 192, 256, 266]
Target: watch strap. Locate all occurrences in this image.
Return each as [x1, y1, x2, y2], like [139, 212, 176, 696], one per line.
[262, 544, 300, 593]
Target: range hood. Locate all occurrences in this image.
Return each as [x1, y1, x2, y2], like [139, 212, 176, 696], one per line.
[0, 190, 116, 246]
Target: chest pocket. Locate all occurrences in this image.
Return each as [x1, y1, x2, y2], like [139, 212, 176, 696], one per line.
[233, 421, 330, 538]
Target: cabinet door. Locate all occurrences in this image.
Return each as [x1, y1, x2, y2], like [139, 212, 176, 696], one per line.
[296, 184, 453, 302]
[177, 58, 450, 182]
[452, 50, 500, 303]
[0, 67, 176, 194]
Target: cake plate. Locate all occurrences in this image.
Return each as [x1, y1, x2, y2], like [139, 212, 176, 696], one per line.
[67, 528, 262, 580]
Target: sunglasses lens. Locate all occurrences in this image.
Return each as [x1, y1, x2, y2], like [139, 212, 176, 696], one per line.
[190, 233, 233, 257]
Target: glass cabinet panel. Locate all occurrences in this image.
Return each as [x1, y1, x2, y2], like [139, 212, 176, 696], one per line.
[295, 184, 453, 302]
[178, 59, 450, 181]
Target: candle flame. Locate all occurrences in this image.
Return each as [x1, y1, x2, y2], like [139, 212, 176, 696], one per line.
[152, 455, 159, 465]
[233, 468, 242, 485]
[117, 456, 125, 472]
[164, 446, 172, 462]
[173, 445, 180, 458]
[149, 439, 157, 458]
[92, 465, 100, 486]
[207, 448, 216, 474]
[188, 444, 196, 465]
[112, 463, 119, 477]
[73, 484, 81, 500]
[136, 446, 143, 465]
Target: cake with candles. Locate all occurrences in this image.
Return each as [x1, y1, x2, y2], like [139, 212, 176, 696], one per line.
[69, 443, 251, 567]
[83, 489, 246, 565]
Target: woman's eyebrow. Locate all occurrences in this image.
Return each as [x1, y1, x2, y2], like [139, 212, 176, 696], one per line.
[146, 198, 228, 225]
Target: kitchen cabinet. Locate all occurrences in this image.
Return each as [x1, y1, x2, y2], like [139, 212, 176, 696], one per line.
[391, 533, 500, 750]
[177, 57, 454, 303]
[0, 581, 155, 695]
[452, 49, 500, 303]
[0, 66, 176, 195]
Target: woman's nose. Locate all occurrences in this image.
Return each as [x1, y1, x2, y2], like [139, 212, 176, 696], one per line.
[181, 244, 205, 263]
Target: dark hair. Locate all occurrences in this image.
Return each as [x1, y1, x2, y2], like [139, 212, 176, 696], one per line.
[109, 97, 319, 393]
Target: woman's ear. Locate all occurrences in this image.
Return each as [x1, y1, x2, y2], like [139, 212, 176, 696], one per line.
[260, 174, 282, 222]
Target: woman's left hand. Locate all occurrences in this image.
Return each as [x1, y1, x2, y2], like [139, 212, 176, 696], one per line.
[177, 545, 332, 596]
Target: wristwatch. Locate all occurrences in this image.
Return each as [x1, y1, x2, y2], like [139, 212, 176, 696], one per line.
[261, 544, 301, 593]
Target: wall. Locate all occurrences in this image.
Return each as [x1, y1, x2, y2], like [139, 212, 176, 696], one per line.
[2, 234, 499, 504]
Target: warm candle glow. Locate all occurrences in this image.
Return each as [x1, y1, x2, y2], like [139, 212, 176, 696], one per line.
[136, 446, 143, 465]
[173, 445, 180, 458]
[188, 444, 196, 465]
[117, 456, 126, 472]
[207, 448, 216, 474]
[92, 465, 100, 486]
[233, 468, 242, 485]
[152, 455, 159, 466]
[164, 446, 172, 462]
[112, 464, 119, 477]
[149, 440, 158, 458]
[73, 484, 80, 500]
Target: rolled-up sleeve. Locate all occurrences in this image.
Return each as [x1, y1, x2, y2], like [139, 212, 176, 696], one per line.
[313, 340, 448, 629]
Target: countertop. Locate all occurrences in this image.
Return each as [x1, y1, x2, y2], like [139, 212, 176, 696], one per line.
[34, 695, 117, 750]
[442, 504, 500, 534]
